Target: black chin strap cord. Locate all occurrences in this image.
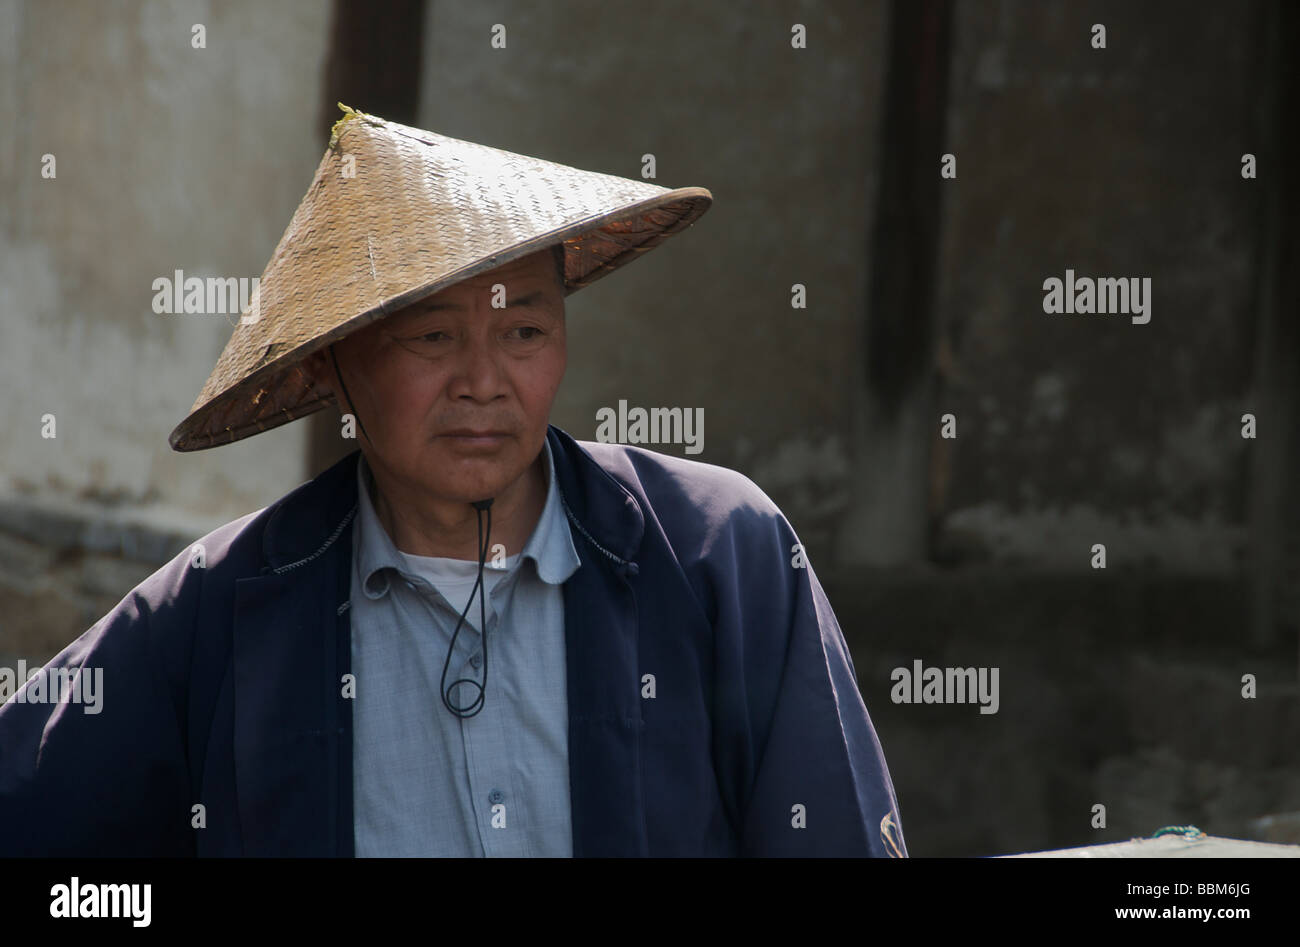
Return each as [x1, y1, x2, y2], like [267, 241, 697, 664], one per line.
[328, 344, 373, 447]
[440, 498, 494, 718]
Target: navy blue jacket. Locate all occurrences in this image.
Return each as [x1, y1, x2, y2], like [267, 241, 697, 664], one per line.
[0, 425, 906, 856]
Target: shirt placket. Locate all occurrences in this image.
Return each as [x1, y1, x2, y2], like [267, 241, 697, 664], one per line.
[431, 571, 526, 858]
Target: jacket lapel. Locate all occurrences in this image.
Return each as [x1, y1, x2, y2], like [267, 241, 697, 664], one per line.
[548, 426, 649, 856]
[232, 452, 359, 856]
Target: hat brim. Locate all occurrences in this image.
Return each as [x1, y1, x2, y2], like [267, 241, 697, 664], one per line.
[168, 187, 710, 452]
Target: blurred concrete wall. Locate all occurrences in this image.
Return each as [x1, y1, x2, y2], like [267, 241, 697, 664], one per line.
[840, 0, 1293, 857]
[416, 0, 1278, 577]
[0, 0, 329, 527]
[419, 0, 890, 561]
[0, 0, 330, 658]
[930, 0, 1268, 573]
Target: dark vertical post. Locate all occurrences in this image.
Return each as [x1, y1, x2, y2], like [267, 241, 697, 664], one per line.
[865, 0, 952, 419]
[845, 0, 952, 565]
[309, 0, 427, 476]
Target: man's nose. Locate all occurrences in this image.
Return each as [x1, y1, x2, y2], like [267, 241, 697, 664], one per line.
[449, 331, 505, 402]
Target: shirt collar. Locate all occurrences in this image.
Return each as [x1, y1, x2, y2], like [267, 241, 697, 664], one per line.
[353, 439, 580, 600]
[519, 438, 582, 585]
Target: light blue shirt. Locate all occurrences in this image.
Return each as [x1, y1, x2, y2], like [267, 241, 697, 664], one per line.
[350, 439, 581, 856]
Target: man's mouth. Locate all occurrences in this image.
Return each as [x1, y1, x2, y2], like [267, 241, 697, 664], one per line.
[439, 429, 510, 446]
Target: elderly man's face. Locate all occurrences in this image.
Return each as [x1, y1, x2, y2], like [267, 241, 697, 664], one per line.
[311, 247, 566, 506]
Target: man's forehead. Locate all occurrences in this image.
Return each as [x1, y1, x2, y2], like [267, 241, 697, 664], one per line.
[443, 256, 551, 294]
[385, 251, 560, 323]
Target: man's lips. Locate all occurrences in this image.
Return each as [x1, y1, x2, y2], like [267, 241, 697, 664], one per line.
[439, 429, 511, 438]
[438, 429, 512, 448]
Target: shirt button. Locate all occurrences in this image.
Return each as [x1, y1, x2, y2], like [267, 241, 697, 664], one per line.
[470, 653, 482, 669]
[489, 788, 505, 805]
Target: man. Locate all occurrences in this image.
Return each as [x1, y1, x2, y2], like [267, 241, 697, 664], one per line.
[0, 107, 907, 857]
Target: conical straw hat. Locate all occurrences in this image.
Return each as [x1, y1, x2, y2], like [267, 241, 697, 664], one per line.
[169, 105, 712, 452]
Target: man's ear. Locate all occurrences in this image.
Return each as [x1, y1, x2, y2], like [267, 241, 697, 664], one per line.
[302, 350, 333, 398]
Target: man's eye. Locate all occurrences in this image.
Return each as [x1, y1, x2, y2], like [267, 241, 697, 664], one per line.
[419, 331, 449, 342]
[511, 327, 543, 340]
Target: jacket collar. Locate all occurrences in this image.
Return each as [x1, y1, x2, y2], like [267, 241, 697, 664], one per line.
[545, 425, 644, 567]
[260, 447, 361, 573]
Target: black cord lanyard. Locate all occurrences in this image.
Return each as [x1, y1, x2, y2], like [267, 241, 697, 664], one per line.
[439, 498, 493, 718]
[328, 344, 374, 446]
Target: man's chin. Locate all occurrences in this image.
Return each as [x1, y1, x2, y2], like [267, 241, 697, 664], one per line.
[405, 436, 544, 502]
[421, 459, 522, 505]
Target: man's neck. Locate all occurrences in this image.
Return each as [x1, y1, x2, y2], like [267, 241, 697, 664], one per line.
[364, 451, 549, 561]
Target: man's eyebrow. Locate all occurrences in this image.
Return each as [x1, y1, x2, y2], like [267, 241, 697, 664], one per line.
[416, 289, 548, 313]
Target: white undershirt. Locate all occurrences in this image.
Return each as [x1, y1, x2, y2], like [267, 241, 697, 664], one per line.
[399, 551, 521, 629]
